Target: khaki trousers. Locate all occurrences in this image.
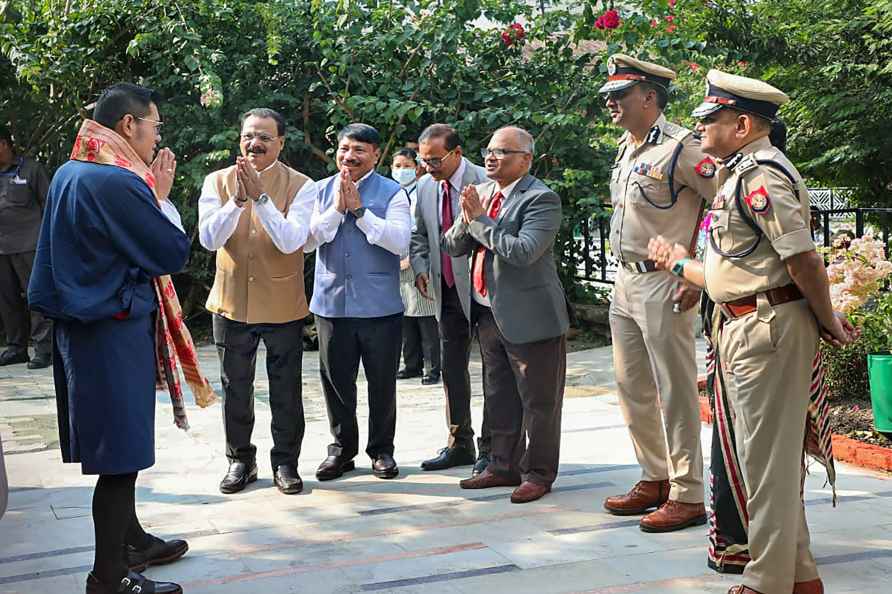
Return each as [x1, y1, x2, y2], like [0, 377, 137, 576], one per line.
[720, 298, 819, 594]
[609, 268, 703, 503]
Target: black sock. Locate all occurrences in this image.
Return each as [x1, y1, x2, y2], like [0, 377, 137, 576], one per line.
[124, 510, 153, 550]
[92, 472, 137, 585]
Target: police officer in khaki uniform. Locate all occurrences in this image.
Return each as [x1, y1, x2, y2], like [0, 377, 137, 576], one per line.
[649, 70, 856, 594]
[600, 55, 718, 532]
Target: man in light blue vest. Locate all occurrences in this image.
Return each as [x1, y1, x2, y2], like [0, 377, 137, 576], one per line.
[307, 123, 411, 481]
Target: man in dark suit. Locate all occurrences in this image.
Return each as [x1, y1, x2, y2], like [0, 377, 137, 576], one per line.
[411, 124, 491, 475]
[443, 126, 569, 504]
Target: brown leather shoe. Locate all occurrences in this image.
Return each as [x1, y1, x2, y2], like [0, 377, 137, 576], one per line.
[793, 579, 823, 594]
[603, 480, 669, 516]
[510, 481, 550, 503]
[727, 587, 762, 594]
[639, 500, 707, 533]
[459, 469, 521, 489]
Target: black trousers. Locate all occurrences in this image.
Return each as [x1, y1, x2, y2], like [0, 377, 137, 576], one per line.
[474, 304, 566, 486]
[0, 251, 52, 356]
[441, 282, 490, 454]
[317, 314, 402, 459]
[401, 315, 440, 374]
[213, 314, 306, 472]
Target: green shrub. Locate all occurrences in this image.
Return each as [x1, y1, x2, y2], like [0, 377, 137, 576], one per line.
[822, 291, 892, 401]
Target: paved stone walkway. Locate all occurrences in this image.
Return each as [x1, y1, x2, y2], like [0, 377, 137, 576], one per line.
[1, 343, 890, 593]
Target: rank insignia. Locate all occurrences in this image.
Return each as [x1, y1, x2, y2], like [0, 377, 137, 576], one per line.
[711, 194, 725, 210]
[633, 162, 663, 180]
[695, 157, 716, 178]
[745, 186, 771, 213]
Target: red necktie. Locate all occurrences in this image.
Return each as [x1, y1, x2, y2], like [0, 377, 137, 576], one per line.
[472, 192, 504, 298]
[440, 181, 455, 288]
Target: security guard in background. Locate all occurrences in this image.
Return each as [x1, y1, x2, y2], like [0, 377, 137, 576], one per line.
[600, 55, 718, 532]
[0, 126, 52, 369]
[649, 70, 856, 594]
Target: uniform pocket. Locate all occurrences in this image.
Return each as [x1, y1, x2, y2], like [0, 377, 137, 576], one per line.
[631, 177, 672, 208]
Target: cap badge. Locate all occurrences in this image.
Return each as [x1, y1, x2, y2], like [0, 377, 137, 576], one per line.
[745, 186, 771, 213]
[607, 60, 617, 75]
[695, 157, 716, 178]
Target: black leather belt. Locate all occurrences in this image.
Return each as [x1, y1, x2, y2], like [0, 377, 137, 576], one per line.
[622, 259, 659, 273]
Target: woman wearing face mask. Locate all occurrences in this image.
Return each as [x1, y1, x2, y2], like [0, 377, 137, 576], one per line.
[392, 148, 441, 385]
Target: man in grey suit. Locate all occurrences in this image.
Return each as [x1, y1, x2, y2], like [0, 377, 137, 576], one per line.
[411, 124, 491, 475]
[444, 126, 568, 504]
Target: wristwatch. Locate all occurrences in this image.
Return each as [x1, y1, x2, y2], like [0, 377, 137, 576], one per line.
[671, 257, 690, 278]
[353, 206, 367, 218]
[255, 192, 270, 205]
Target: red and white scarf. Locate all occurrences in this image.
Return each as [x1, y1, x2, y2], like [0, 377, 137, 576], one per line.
[70, 119, 217, 429]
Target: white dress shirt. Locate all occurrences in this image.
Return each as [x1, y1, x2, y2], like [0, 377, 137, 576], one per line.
[437, 158, 467, 226]
[158, 198, 185, 233]
[305, 169, 411, 256]
[197, 162, 317, 254]
[471, 176, 522, 307]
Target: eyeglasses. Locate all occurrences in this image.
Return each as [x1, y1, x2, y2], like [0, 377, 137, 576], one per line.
[481, 148, 529, 159]
[604, 88, 633, 102]
[135, 116, 163, 133]
[241, 132, 281, 143]
[416, 149, 456, 169]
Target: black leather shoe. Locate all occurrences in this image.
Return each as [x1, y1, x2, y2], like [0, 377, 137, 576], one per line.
[274, 464, 303, 494]
[372, 453, 399, 479]
[87, 570, 182, 594]
[472, 452, 490, 477]
[396, 367, 422, 379]
[315, 455, 356, 481]
[421, 372, 440, 385]
[127, 534, 188, 572]
[421, 447, 476, 471]
[27, 353, 52, 369]
[219, 461, 258, 494]
[0, 349, 28, 366]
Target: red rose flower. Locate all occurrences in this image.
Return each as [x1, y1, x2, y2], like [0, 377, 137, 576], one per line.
[601, 9, 620, 29]
[502, 22, 525, 46]
[668, 0, 677, 6]
[689, 62, 701, 72]
[510, 22, 525, 40]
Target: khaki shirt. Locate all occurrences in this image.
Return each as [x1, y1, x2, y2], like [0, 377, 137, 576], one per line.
[609, 114, 718, 263]
[704, 136, 815, 303]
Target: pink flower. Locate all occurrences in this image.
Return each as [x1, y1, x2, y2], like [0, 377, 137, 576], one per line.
[668, 0, 677, 6]
[689, 62, 701, 72]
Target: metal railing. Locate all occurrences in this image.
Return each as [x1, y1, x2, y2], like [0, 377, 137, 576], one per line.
[571, 206, 892, 285]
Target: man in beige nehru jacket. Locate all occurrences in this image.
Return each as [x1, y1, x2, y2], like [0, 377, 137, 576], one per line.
[600, 54, 718, 532]
[199, 108, 315, 496]
[649, 70, 856, 594]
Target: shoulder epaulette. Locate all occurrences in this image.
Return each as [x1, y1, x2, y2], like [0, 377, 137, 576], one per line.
[730, 154, 758, 175]
[661, 121, 691, 142]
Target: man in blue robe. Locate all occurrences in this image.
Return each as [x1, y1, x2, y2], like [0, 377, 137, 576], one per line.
[28, 83, 190, 594]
